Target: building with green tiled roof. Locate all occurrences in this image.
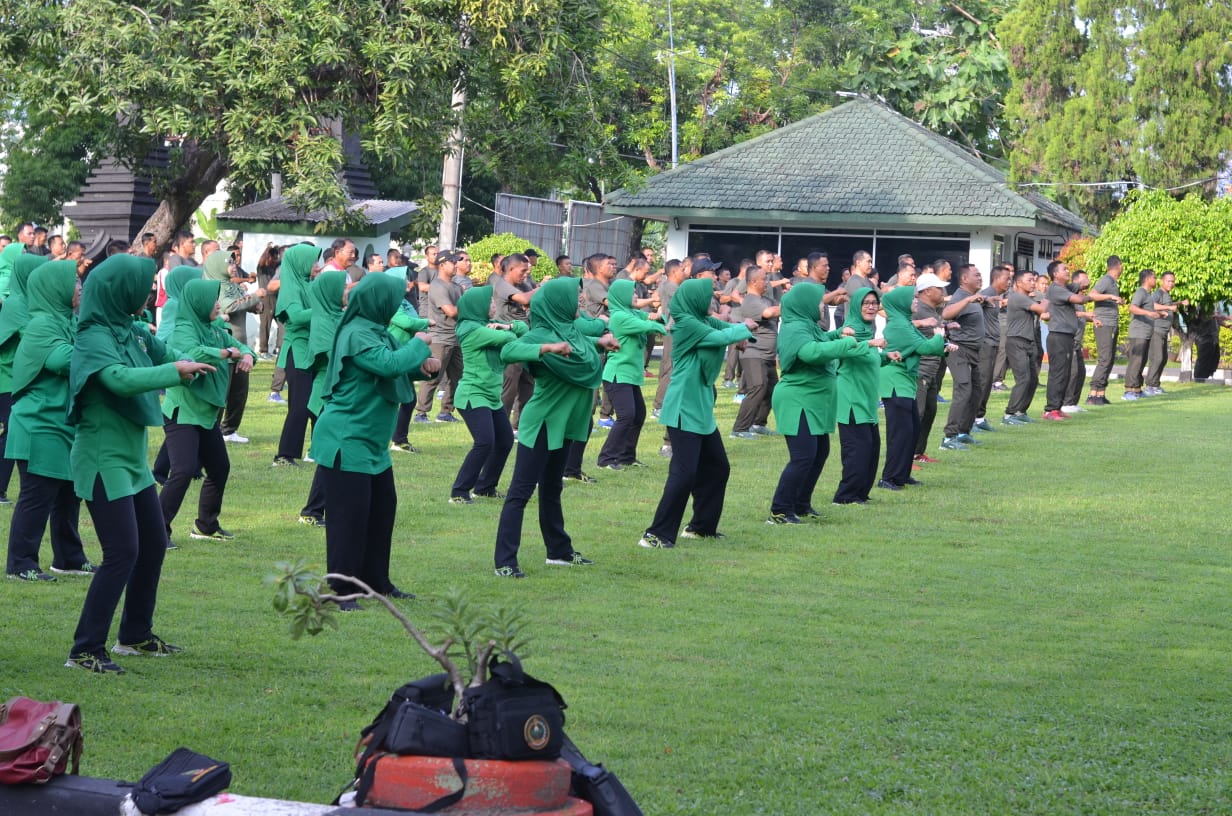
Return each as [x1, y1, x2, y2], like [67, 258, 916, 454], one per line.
[603, 97, 1089, 282]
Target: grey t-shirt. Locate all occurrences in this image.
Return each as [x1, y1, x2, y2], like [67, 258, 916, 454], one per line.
[834, 273, 873, 326]
[1091, 274, 1120, 320]
[740, 291, 777, 359]
[581, 278, 609, 319]
[1152, 288, 1174, 334]
[416, 265, 438, 318]
[426, 276, 460, 345]
[913, 301, 944, 376]
[1128, 287, 1155, 339]
[947, 290, 985, 346]
[490, 273, 527, 323]
[1006, 290, 1037, 340]
[1045, 283, 1079, 335]
[658, 279, 679, 322]
[978, 286, 1002, 345]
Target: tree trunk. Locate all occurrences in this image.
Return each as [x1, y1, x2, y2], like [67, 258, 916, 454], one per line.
[139, 140, 229, 258]
[628, 218, 646, 264]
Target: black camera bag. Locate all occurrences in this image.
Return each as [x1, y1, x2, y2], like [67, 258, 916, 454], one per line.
[461, 653, 566, 760]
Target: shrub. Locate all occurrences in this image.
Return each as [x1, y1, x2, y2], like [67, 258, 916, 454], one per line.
[465, 233, 557, 284]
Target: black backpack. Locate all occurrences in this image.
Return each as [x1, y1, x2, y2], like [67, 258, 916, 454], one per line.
[461, 653, 567, 761]
[131, 747, 231, 814]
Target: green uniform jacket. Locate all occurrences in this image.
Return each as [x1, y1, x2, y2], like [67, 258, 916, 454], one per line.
[162, 279, 253, 428]
[659, 279, 753, 434]
[0, 254, 50, 392]
[6, 261, 78, 479]
[389, 304, 431, 344]
[455, 286, 528, 411]
[836, 287, 893, 425]
[878, 286, 947, 399]
[603, 278, 664, 386]
[275, 243, 318, 370]
[309, 274, 432, 474]
[771, 283, 863, 437]
[500, 277, 605, 450]
[70, 256, 192, 500]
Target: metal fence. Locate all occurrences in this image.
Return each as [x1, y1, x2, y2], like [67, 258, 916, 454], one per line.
[493, 194, 637, 262]
[494, 194, 565, 257]
[567, 201, 635, 263]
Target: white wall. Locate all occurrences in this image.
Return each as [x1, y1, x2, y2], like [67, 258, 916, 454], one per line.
[968, 229, 996, 288]
[237, 231, 393, 275]
[665, 220, 689, 262]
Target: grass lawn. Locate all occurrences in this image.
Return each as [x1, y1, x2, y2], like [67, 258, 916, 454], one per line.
[2, 372, 1230, 814]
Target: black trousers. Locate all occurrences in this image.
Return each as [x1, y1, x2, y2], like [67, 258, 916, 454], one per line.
[453, 406, 514, 497]
[597, 382, 647, 466]
[993, 314, 1008, 383]
[1124, 337, 1149, 390]
[652, 334, 673, 410]
[645, 427, 730, 541]
[732, 357, 776, 432]
[1044, 331, 1074, 412]
[882, 395, 919, 486]
[1005, 336, 1040, 415]
[943, 344, 982, 436]
[276, 349, 315, 460]
[1145, 331, 1168, 388]
[71, 480, 167, 658]
[834, 415, 879, 504]
[321, 463, 398, 595]
[258, 289, 279, 354]
[500, 363, 535, 427]
[1090, 322, 1119, 391]
[415, 341, 463, 415]
[159, 419, 229, 537]
[913, 367, 942, 456]
[0, 392, 15, 496]
[220, 364, 249, 435]
[975, 342, 998, 420]
[723, 346, 742, 382]
[299, 466, 327, 521]
[6, 462, 85, 575]
[770, 416, 829, 516]
[494, 429, 573, 569]
[563, 417, 593, 478]
[1064, 331, 1086, 406]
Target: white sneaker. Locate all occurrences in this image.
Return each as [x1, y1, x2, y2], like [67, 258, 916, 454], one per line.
[223, 433, 249, 443]
[1060, 405, 1082, 415]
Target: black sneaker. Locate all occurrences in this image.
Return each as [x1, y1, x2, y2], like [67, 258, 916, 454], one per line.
[546, 552, 594, 566]
[386, 588, 416, 600]
[681, 527, 725, 539]
[562, 472, 598, 484]
[876, 480, 902, 491]
[472, 490, 505, 499]
[0, 493, 10, 505]
[50, 562, 97, 576]
[272, 456, 299, 467]
[190, 524, 234, 541]
[767, 513, 802, 525]
[112, 634, 183, 657]
[638, 533, 675, 549]
[798, 507, 822, 519]
[494, 565, 526, 578]
[448, 494, 475, 504]
[66, 652, 124, 674]
[334, 599, 362, 611]
[8, 569, 55, 582]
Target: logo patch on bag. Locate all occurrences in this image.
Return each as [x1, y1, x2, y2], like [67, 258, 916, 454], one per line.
[524, 714, 551, 751]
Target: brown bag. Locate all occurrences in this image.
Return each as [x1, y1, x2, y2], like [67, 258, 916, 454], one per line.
[0, 697, 83, 784]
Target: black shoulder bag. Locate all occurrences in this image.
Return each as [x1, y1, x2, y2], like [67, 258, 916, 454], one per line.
[461, 652, 567, 761]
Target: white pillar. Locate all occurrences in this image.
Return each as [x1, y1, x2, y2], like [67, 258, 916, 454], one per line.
[968, 230, 995, 289]
[665, 219, 689, 261]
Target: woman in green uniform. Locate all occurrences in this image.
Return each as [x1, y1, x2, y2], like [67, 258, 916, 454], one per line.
[387, 264, 431, 453]
[0, 247, 41, 504]
[66, 255, 214, 674]
[273, 243, 319, 466]
[596, 278, 664, 470]
[156, 265, 204, 342]
[833, 288, 896, 505]
[309, 274, 438, 609]
[449, 285, 527, 502]
[5, 259, 92, 580]
[159, 278, 254, 543]
[492, 277, 612, 577]
[878, 285, 950, 490]
[638, 278, 754, 549]
[294, 270, 348, 526]
[767, 282, 866, 524]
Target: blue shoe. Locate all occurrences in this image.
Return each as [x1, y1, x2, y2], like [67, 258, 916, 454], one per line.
[940, 437, 968, 451]
[955, 433, 980, 446]
[1121, 391, 1140, 401]
[596, 417, 615, 429]
[436, 412, 459, 422]
[936, 394, 948, 403]
[412, 413, 432, 423]
[972, 419, 996, 432]
[732, 394, 745, 404]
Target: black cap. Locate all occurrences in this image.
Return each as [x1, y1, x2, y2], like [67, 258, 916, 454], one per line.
[524, 248, 540, 258]
[692, 258, 719, 273]
[437, 250, 462, 264]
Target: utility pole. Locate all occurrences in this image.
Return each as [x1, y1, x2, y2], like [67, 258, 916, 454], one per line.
[667, 0, 679, 169]
[438, 82, 466, 251]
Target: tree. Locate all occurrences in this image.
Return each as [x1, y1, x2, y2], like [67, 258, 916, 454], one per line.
[0, 107, 103, 230]
[0, 0, 606, 250]
[1087, 190, 1232, 373]
[1001, 0, 1232, 226]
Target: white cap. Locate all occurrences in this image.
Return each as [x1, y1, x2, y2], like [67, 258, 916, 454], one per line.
[915, 273, 947, 292]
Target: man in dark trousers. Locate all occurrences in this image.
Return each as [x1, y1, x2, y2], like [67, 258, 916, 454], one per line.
[1144, 271, 1181, 395]
[1003, 269, 1050, 424]
[1041, 260, 1091, 421]
[1122, 269, 1165, 401]
[939, 264, 986, 448]
[730, 266, 779, 438]
[413, 251, 463, 422]
[1086, 255, 1125, 404]
[973, 264, 1011, 432]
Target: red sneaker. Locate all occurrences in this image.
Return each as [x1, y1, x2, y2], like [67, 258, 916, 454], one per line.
[1042, 410, 1067, 421]
[914, 454, 940, 464]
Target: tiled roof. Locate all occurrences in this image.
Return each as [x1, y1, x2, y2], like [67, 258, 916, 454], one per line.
[218, 197, 417, 227]
[605, 98, 1087, 232]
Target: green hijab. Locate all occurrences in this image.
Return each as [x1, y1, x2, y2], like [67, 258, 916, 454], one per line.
[0, 253, 51, 346]
[842, 286, 879, 342]
[68, 254, 164, 427]
[157, 265, 203, 341]
[524, 276, 602, 389]
[308, 270, 348, 359]
[454, 284, 493, 341]
[321, 273, 415, 404]
[666, 278, 719, 357]
[777, 282, 829, 372]
[607, 278, 636, 316]
[274, 243, 319, 322]
[880, 285, 923, 355]
[170, 279, 229, 407]
[11, 260, 78, 395]
[203, 250, 246, 313]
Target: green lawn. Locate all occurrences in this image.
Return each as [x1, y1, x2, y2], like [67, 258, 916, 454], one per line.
[2, 373, 1230, 814]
